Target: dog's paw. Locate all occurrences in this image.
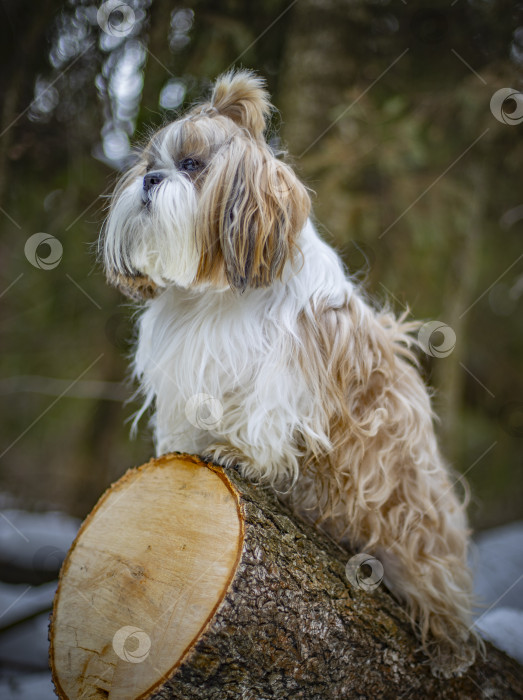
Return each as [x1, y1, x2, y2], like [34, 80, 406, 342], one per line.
[428, 638, 477, 678]
[202, 442, 253, 472]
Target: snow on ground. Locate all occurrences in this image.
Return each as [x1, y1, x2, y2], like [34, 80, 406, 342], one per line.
[0, 672, 57, 700]
[472, 521, 523, 614]
[470, 521, 523, 664]
[0, 509, 80, 573]
[0, 506, 521, 697]
[0, 585, 56, 667]
[0, 508, 80, 699]
[475, 608, 523, 665]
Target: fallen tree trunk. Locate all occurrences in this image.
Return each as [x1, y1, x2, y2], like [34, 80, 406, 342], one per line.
[50, 454, 523, 699]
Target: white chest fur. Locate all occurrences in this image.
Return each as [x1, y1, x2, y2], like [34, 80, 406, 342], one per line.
[133, 221, 352, 482]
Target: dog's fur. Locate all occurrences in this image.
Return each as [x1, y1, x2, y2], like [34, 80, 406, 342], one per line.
[100, 70, 483, 676]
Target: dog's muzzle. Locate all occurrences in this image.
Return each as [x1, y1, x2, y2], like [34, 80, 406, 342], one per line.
[142, 170, 166, 204]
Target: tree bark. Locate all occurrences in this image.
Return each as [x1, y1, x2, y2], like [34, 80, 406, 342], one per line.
[50, 454, 523, 699]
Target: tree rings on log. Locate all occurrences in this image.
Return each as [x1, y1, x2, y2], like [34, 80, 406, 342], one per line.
[50, 454, 242, 699]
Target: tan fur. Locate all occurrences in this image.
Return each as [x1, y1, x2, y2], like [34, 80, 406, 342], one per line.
[112, 273, 158, 301]
[292, 295, 483, 673]
[192, 70, 272, 137]
[189, 72, 310, 289]
[196, 135, 310, 290]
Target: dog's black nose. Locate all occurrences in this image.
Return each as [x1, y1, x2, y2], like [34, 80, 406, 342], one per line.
[142, 171, 165, 199]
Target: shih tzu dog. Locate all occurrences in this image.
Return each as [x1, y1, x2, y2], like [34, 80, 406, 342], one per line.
[100, 70, 482, 677]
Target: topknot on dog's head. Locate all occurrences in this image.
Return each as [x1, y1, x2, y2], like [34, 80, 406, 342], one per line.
[201, 70, 272, 138]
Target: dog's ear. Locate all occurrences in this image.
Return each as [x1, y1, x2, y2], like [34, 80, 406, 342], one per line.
[208, 70, 272, 138]
[197, 138, 310, 291]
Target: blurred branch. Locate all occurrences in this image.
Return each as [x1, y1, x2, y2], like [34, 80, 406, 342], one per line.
[0, 376, 129, 401]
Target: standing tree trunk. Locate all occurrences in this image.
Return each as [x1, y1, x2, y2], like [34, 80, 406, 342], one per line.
[50, 454, 523, 699]
[434, 166, 487, 458]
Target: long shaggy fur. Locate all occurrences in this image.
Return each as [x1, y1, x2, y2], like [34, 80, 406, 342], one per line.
[100, 70, 484, 676]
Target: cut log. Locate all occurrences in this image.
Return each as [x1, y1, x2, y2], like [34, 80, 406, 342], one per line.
[50, 454, 523, 699]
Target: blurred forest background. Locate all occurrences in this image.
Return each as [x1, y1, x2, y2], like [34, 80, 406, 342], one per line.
[1, 0, 522, 530]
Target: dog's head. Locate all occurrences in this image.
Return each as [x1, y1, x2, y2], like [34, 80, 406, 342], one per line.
[100, 70, 311, 299]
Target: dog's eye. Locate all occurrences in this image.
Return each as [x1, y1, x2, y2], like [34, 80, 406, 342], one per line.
[179, 157, 202, 172]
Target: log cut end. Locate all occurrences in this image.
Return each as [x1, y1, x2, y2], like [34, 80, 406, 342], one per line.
[50, 454, 523, 699]
[50, 454, 243, 700]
